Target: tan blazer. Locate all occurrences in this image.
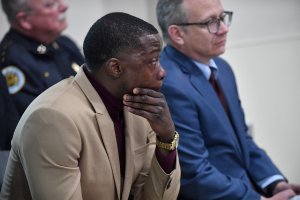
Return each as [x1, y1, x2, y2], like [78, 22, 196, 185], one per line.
[0, 67, 180, 200]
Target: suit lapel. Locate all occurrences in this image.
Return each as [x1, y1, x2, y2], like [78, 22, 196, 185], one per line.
[165, 46, 243, 158]
[74, 67, 121, 199]
[165, 46, 229, 123]
[95, 114, 122, 199]
[190, 74, 230, 121]
[218, 71, 246, 158]
[121, 109, 135, 200]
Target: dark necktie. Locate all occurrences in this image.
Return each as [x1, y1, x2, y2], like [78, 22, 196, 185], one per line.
[209, 68, 243, 155]
[209, 68, 228, 113]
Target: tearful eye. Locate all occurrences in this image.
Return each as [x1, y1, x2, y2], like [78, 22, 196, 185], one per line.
[150, 56, 160, 66]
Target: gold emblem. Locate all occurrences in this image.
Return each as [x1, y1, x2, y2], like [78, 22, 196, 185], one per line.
[2, 66, 25, 94]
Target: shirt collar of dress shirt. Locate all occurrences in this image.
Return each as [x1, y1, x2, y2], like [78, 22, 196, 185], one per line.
[83, 65, 123, 120]
[192, 59, 219, 80]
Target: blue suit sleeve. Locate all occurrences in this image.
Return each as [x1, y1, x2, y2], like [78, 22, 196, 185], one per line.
[162, 82, 260, 200]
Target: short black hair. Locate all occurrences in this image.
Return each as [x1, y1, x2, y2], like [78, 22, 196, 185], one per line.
[83, 12, 159, 71]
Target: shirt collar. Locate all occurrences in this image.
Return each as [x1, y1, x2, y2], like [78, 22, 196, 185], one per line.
[192, 59, 219, 80]
[83, 66, 123, 120]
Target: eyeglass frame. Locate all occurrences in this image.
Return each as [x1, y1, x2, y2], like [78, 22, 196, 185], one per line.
[173, 11, 233, 34]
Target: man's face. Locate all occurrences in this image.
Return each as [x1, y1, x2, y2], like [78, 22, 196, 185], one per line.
[179, 0, 229, 64]
[119, 33, 166, 92]
[26, 0, 68, 41]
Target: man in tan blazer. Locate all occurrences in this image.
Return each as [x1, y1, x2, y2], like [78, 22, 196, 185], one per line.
[0, 12, 180, 200]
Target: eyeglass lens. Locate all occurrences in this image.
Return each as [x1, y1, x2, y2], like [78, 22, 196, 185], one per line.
[208, 13, 232, 34]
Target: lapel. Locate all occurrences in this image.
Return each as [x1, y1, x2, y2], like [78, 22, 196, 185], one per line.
[74, 67, 121, 199]
[121, 109, 135, 200]
[165, 46, 243, 157]
[217, 66, 247, 159]
[165, 46, 230, 124]
[216, 70, 244, 157]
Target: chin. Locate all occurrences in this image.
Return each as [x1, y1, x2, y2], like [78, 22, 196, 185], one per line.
[152, 85, 162, 91]
[215, 48, 226, 56]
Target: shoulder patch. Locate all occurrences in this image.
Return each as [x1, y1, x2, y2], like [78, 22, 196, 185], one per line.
[2, 66, 25, 94]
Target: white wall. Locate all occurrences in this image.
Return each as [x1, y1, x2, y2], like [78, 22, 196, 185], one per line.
[222, 0, 300, 183]
[1, 0, 299, 182]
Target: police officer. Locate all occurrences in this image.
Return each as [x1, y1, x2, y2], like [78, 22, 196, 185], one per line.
[0, 0, 84, 150]
[0, 73, 19, 150]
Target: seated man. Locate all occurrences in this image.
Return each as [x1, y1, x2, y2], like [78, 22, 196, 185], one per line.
[0, 73, 19, 150]
[0, 0, 84, 149]
[156, 0, 300, 199]
[0, 12, 180, 200]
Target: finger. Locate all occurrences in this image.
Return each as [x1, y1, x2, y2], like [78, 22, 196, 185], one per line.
[291, 184, 300, 194]
[125, 105, 161, 121]
[123, 93, 165, 107]
[124, 100, 164, 115]
[132, 88, 162, 98]
[275, 189, 296, 199]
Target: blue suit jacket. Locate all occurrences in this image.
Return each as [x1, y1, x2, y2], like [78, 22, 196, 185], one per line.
[160, 45, 283, 200]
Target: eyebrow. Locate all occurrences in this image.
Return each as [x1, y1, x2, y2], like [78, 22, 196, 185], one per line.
[201, 11, 225, 21]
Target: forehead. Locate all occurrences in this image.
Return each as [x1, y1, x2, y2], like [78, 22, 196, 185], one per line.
[28, 0, 53, 6]
[183, 0, 224, 19]
[138, 34, 162, 54]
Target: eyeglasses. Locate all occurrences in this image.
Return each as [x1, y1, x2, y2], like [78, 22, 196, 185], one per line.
[174, 11, 233, 34]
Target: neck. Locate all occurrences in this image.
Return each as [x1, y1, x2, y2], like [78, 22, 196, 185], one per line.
[12, 26, 58, 44]
[85, 66, 123, 100]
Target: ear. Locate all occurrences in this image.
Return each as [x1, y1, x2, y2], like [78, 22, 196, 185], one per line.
[106, 58, 122, 78]
[168, 25, 185, 45]
[15, 12, 32, 30]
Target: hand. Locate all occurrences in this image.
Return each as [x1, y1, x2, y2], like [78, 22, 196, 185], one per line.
[261, 189, 295, 200]
[123, 88, 175, 141]
[289, 184, 300, 195]
[273, 182, 300, 196]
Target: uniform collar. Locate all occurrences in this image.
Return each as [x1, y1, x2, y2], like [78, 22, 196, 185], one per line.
[8, 28, 60, 55]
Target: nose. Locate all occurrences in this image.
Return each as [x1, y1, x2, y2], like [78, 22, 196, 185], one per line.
[58, 0, 68, 12]
[217, 21, 229, 34]
[158, 63, 166, 80]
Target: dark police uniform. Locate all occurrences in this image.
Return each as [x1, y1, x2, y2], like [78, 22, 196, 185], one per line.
[0, 73, 19, 150]
[0, 28, 84, 149]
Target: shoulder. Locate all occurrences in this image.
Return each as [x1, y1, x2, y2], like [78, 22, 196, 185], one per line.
[57, 35, 80, 51]
[0, 31, 35, 67]
[0, 33, 26, 60]
[56, 35, 84, 64]
[213, 57, 231, 68]
[213, 57, 235, 75]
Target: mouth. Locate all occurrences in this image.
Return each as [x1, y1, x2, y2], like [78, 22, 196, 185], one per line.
[154, 81, 163, 91]
[58, 13, 66, 22]
[215, 39, 226, 47]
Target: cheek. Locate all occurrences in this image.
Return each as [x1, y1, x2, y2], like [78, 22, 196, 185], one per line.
[42, 11, 61, 22]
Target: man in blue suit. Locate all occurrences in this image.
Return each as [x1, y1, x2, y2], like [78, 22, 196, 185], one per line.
[156, 0, 300, 199]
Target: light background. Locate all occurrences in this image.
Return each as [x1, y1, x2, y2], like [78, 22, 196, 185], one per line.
[1, 0, 299, 182]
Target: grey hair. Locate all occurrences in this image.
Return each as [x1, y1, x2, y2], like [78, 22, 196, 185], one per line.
[156, 0, 188, 44]
[1, 0, 31, 24]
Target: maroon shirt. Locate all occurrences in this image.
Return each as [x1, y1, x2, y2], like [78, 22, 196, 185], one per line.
[83, 66, 176, 174]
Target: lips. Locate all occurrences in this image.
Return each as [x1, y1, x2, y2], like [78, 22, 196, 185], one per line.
[58, 13, 66, 21]
[215, 39, 226, 47]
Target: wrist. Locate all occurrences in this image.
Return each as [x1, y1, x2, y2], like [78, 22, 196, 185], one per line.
[156, 131, 179, 151]
[263, 180, 286, 197]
